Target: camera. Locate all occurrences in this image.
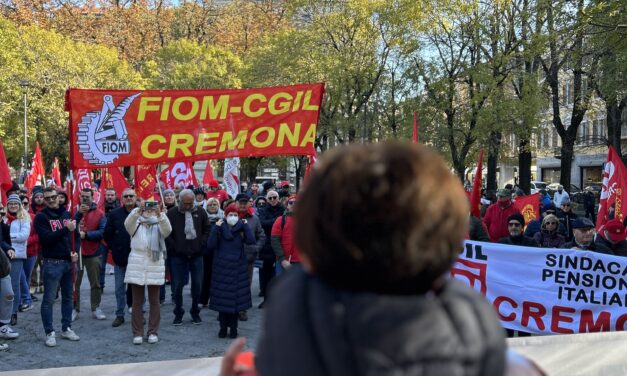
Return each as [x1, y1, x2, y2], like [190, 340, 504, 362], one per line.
[145, 201, 158, 210]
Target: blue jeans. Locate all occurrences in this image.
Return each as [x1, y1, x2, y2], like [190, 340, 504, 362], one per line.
[114, 265, 127, 317]
[170, 255, 202, 317]
[9, 259, 24, 314]
[99, 244, 109, 289]
[20, 256, 37, 305]
[40, 259, 73, 334]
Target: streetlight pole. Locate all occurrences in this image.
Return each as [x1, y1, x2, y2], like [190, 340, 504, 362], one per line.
[19, 80, 29, 175]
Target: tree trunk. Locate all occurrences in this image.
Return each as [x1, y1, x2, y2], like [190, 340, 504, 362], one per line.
[518, 137, 532, 194]
[486, 131, 501, 190]
[606, 98, 625, 159]
[559, 134, 576, 190]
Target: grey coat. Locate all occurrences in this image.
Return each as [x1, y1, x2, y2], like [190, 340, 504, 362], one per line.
[243, 214, 266, 263]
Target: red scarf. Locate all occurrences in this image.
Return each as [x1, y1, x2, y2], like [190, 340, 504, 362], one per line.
[5, 211, 17, 224]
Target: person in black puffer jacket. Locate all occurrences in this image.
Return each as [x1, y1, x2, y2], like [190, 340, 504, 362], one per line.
[250, 143, 506, 376]
[256, 190, 285, 307]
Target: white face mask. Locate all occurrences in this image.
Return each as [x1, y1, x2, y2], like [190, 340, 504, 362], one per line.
[226, 215, 239, 226]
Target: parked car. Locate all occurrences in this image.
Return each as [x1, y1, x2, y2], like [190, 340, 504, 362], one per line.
[530, 181, 549, 194]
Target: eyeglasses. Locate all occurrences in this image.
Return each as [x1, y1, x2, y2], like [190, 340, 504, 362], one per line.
[267, 197, 278, 200]
[562, 204, 570, 207]
[44, 195, 58, 201]
[287, 201, 295, 206]
[546, 222, 558, 225]
[545, 211, 555, 215]
[123, 195, 135, 198]
[508, 222, 521, 227]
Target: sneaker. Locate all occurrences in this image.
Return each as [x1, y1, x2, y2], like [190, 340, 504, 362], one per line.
[18, 303, 33, 312]
[45, 332, 57, 347]
[172, 316, 183, 326]
[0, 325, 19, 339]
[191, 314, 202, 325]
[258, 301, 265, 309]
[61, 328, 80, 341]
[112, 316, 125, 327]
[238, 311, 248, 321]
[133, 336, 143, 345]
[147, 334, 158, 344]
[92, 308, 106, 320]
[0, 343, 8, 351]
[71, 310, 79, 322]
[10, 314, 16, 326]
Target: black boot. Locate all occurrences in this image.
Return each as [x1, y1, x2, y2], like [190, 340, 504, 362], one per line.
[218, 313, 227, 338]
[228, 314, 238, 338]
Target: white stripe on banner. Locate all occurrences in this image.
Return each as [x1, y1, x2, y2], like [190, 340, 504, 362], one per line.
[453, 241, 627, 335]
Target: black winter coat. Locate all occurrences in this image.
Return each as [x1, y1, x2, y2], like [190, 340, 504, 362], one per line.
[256, 267, 506, 376]
[207, 221, 255, 313]
[497, 235, 539, 247]
[34, 206, 73, 260]
[103, 206, 133, 267]
[593, 236, 627, 256]
[165, 206, 211, 258]
[257, 203, 285, 260]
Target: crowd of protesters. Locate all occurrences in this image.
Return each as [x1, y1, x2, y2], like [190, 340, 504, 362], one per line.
[0, 177, 298, 349]
[474, 184, 627, 257]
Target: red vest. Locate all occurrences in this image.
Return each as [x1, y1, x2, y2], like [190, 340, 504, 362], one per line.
[79, 208, 105, 256]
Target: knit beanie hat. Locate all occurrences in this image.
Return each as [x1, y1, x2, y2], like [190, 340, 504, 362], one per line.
[7, 194, 21, 204]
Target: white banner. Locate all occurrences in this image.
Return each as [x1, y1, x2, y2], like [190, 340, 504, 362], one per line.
[453, 241, 627, 335]
[223, 157, 240, 199]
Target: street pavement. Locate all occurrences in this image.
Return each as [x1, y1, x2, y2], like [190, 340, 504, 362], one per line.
[1, 268, 264, 372]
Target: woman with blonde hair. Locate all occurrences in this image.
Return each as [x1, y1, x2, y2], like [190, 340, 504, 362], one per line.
[533, 214, 565, 248]
[5, 194, 31, 329]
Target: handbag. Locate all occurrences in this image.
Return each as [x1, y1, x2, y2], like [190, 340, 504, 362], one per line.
[0, 250, 10, 279]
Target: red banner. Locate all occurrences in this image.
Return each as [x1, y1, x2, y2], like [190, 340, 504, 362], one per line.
[470, 149, 484, 218]
[160, 162, 197, 189]
[597, 146, 627, 230]
[66, 83, 324, 169]
[514, 193, 540, 226]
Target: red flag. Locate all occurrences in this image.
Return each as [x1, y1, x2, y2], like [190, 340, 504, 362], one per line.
[470, 149, 484, 218]
[135, 165, 157, 200]
[50, 157, 62, 187]
[160, 162, 197, 189]
[412, 112, 419, 144]
[73, 169, 94, 211]
[202, 161, 215, 186]
[597, 146, 627, 230]
[24, 173, 36, 192]
[98, 167, 130, 210]
[31, 142, 45, 186]
[0, 141, 12, 203]
[514, 193, 540, 226]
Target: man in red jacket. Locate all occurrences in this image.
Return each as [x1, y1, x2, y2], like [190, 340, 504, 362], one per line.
[206, 180, 229, 204]
[271, 194, 301, 275]
[483, 189, 521, 242]
[73, 188, 107, 321]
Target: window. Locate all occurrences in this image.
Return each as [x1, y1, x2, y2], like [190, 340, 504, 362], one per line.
[552, 128, 558, 148]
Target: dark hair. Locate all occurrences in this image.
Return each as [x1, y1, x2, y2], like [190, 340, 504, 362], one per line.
[81, 188, 93, 196]
[294, 142, 468, 295]
[43, 186, 57, 194]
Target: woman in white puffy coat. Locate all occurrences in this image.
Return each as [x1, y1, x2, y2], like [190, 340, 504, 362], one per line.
[124, 202, 171, 345]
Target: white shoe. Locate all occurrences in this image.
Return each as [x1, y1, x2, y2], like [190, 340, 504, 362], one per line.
[45, 332, 57, 347]
[0, 343, 8, 351]
[147, 334, 158, 344]
[133, 336, 143, 345]
[0, 325, 19, 339]
[128, 307, 132, 314]
[92, 308, 106, 320]
[71, 309, 79, 322]
[61, 328, 80, 341]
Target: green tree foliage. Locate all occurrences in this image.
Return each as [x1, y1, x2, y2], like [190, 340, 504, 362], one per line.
[143, 39, 242, 89]
[0, 16, 143, 175]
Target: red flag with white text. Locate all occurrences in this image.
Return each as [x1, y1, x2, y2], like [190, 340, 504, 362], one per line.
[160, 162, 197, 189]
[135, 165, 157, 200]
[596, 146, 627, 230]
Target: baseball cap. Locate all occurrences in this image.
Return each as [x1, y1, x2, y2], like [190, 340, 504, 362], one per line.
[603, 219, 626, 242]
[235, 193, 250, 202]
[572, 218, 595, 229]
[497, 189, 511, 197]
[280, 180, 290, 188]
